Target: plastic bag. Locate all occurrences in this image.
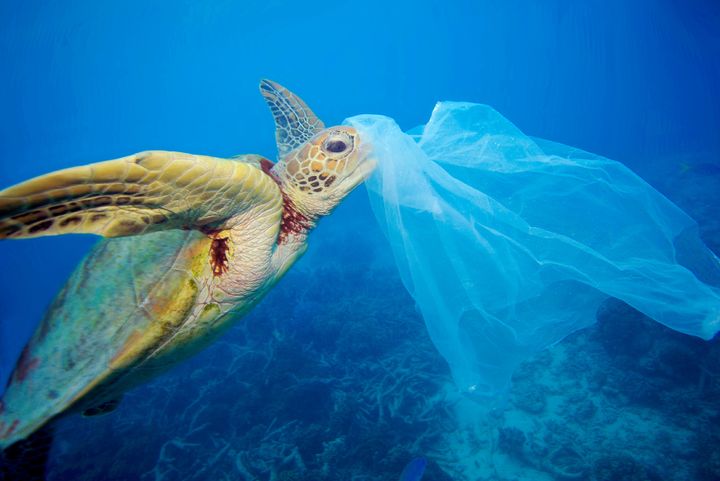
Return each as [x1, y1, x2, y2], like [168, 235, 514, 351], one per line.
[345, 102, 720, 397]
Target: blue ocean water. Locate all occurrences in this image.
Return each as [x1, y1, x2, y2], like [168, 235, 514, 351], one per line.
[1, 1, 719, 480]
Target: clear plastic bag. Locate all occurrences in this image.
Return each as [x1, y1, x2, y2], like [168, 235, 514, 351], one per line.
[346, 102, 720, 397]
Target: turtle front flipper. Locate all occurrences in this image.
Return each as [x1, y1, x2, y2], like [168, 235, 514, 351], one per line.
[0, 150, 281, 239]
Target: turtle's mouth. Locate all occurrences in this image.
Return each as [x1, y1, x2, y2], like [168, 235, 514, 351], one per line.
[353, 143, 377, 181]
[336, 143, 377, 194]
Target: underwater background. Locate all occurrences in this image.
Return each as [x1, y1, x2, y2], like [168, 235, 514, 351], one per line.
[1, 0, 719, 480]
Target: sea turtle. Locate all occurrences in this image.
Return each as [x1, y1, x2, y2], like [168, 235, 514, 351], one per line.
[0, 80, 375, 477]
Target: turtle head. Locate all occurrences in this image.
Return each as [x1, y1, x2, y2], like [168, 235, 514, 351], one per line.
[275, 126, 374, 217]
[260, 79, 375, 220]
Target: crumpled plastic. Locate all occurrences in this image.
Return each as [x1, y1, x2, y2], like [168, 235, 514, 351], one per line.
[345, 102, 720, 397]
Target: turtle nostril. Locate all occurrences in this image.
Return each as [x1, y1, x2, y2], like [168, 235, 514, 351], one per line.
[325, 140, 347, 153]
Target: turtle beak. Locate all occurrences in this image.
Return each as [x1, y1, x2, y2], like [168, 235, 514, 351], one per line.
[354, 148, 377, 182]
[336, 140, 377, 195]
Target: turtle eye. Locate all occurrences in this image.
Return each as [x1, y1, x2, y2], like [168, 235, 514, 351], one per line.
[325, 140, 347, 153]
[322, 131, 353, 156]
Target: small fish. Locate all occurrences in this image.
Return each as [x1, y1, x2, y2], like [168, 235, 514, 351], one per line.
[399, 457, 427, 481]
